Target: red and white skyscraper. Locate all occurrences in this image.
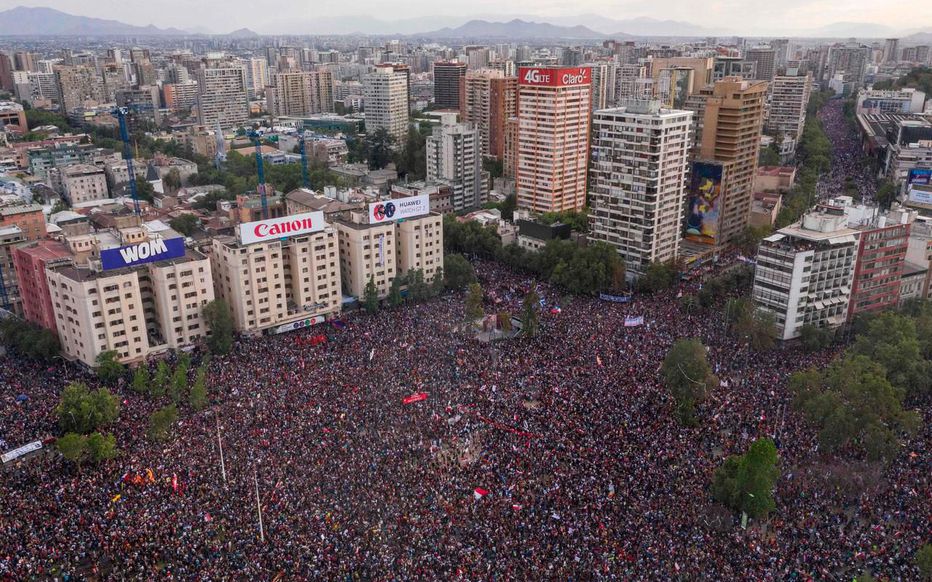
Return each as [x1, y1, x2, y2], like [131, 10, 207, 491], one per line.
[514, 66, 592, 213]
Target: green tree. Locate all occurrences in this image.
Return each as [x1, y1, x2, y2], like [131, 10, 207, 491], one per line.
[662, 339, 718, 426]
[387, 276, 404, 307]
[521, 288, 540, 338]
[365, 128, 396, 170]
[850, 312, 930, 398]
[394, 126, 428, 181]
[638, 260, 680, 293]
[482, 157, 504, 179]
[169, 214, 200, 236]
[758, 142, 781, 166]
[732, 225, 772, 255]
[465, 282, 484, 323]
[148, 404, 179, 442]
[134, 176, 155, 202]
[790, 355, 922, 462]
[131, 365, 149, 394]
[95, 350, 125, 384]
[711, 437, 780, 519]
[498, 311, 513, 333]
[799, 324, 832, 352]
[152, 360, 170, 398]
[25, 109, 72, 131]
[56, 433, 87, 468]
[444, 254, 476, 290]
[85, 432, 119, 463]
[363, 275, 380, 313]
[407, 269, 430, 303]
[169, 360, 189, 403]
[203, 299, 234, 355]
[162, 168, 182, 192]
[916, 543, 932, 581]
[189, 365, 208, 411]
[875, 179, 898, 210]
[57, 383, 120, 434]
[430, 268, 444, 298]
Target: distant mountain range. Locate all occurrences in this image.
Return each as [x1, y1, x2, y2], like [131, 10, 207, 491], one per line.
[0, 5, 928, 40]
[421, 19, 611, 40]
[0, 6, 188, 36]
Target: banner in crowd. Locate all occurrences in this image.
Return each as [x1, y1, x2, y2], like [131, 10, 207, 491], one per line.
[403, 392, 429, 405]
[624, 315, 645, 327]
[100, 237, 185, 271]
[368, 194, 429, 224]
[273, 315, 325, 335]
[1, 440, 42, 464]
[599, 293, 632, 303]
[684, 161, 724, 245]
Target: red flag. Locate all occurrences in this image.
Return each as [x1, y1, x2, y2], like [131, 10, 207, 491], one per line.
[403, 392, 428, 405]
[171, 473, 179, 494]
[473, 487, 489, 500]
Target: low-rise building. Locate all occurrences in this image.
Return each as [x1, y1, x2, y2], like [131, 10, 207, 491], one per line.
[61, 164, 109, 205]
[750, 191, 782, 228]
[12, 239, 74, 333]
[753, 206, 860, 340]
[754, 166, 797, 192]
[0, 203, 46, 240]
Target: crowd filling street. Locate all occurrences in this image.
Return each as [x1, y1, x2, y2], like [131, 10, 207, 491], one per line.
[0, 99, 929, 581]
[816, 98, 878, 203]
[0, 257, 928, 581]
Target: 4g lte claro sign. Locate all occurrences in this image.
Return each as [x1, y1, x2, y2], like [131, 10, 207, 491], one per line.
[518, 66, 591, 88]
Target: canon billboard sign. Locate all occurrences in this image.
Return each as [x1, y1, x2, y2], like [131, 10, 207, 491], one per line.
[518, 66, 591, 88]
[239, 211, 326, 245]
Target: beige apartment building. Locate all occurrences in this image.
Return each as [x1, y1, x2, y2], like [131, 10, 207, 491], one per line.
[211, 228, 341, 334]
[46, 242, 214, 367]
[335, 209, 443, 298]
[62, 164, 109, 205]
[335, 218, 397, 298]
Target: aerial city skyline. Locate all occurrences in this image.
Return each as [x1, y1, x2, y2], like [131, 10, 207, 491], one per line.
[0, 4, 930, 580]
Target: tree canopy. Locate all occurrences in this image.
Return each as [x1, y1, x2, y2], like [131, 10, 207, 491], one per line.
[711, 437, 780, 519]
[662, 339, 718, 425]
[56, 382, 120, 435]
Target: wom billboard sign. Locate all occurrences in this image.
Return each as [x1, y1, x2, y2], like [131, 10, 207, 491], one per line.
[100, 237, 186, 271]
[239, 212, 325, 245]
[368, 194, 429, 224]
[518, 67, 591, 87]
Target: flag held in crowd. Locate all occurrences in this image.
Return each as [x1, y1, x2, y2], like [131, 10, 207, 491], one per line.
[473, 487, 489, 500]
[403, 392, 429, 405]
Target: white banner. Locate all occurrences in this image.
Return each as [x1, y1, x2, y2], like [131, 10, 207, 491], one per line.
[239, 212, 325, 245]
[273, 315, 325, 335]
[368, 194, 429, 224]
[2, 440, 42, 464]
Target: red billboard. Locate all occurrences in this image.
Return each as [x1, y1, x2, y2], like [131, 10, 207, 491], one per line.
[518, 67, 591, 87]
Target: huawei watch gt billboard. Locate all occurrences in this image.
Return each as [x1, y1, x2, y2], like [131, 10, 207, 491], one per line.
[368, 195, 429, 224]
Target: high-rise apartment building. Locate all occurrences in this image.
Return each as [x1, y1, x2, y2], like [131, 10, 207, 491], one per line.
[882, 38, 900, 64]
[54, 65, 104, 115]
[745, 47, 776, 81]
[426, 114, 488, 211]
[267, 71, 316, 117]
[13, 51, 37, 73]
[515, 66, 592, 213]
[363, 66, 409, 143]
[245, 57, 269, 100]
[462, 69, 517, 159]
[588, 102, 693, 276]
[616, 64, 652, 102]
[766, 73, 812, 140]
[433, 61, 466, 109]
[196, 64, 249, 129]
[825, 45, 870, 92]
[0, 53, 13, 92]
[12, 240, 73, 333]
[688, 77, 768, 246]
[587, 62, 617, 110]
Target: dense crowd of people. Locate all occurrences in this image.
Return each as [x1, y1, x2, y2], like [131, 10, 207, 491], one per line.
[0, 101, 928, 580]
[816, 99, 878, 203]
[0, 257, 927, 580]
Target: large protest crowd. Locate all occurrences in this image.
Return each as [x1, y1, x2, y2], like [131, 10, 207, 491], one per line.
[0, 99, 928, 581]
[816, 98, 878, 203]
[0, 256, 928, 581]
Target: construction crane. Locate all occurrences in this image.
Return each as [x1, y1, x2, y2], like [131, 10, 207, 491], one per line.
[112, 106, 147, 216]
[245, 128, 269, 219]
[297, 130, 310, 189]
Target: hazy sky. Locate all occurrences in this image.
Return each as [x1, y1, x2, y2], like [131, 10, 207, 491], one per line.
[1, 0, 930, 35]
